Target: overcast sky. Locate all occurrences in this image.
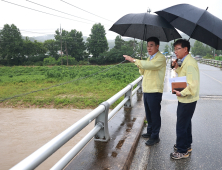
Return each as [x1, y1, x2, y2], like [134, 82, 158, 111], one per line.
[1, 0, 222, 40]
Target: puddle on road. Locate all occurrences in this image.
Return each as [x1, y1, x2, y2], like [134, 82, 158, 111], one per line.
[132, 117, 136, 122]
[116, 139, 125, 149]
[0, 108, 94, 170]
[111, 151, 117, 157]
[126, 129, 131, 132]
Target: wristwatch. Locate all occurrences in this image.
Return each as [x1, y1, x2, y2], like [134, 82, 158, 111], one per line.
[133, 59, 136, 63]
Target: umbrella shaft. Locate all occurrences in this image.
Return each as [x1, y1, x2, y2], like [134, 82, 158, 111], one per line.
[140, 25, 147, 59]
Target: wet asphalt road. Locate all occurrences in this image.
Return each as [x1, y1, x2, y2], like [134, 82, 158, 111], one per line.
[130, 62, 222, 170]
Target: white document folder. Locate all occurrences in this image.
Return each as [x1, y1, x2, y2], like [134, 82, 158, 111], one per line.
[168, 76, 187, 93]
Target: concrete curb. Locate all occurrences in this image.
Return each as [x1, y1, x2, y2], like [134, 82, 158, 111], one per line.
[123, 116, 145, 170]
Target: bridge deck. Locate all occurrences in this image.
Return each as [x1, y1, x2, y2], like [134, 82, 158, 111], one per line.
[65, 62, 222, 170]
[65, 94, 145, 170]
[130, 63, 222, 170]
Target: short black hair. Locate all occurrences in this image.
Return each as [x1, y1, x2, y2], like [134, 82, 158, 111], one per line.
[173, 39, 190, 52]
[147, 37, 159, 45]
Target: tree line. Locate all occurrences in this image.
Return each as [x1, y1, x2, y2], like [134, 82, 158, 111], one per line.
[162, 40, 222, 59]
[0, 24, 146, 66]
[191, 41, 222, 58]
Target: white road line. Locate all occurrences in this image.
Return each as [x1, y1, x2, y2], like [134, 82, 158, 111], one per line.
[202, 72, 222, 85]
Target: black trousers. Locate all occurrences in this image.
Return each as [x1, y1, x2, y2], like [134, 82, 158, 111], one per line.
[143, 93, 162, 139]
[176, 101, 197, 153]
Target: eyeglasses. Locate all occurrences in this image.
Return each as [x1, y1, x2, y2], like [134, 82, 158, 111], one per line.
[174, 48, 182, 52]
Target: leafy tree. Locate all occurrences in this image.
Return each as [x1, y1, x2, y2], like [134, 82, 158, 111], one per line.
[163, 44, 170, 56]
[56, 55, 77, 65]
[170, 42, 174, 52]
[66, 29, 86, 61]
[136, 41, 148, 58]
[32, 41, 47, 55]
[43, 56, 57, 66]
[23, 37, 35, 57]
[215, 50, 222, 56]
[0, 24, 24, 65]
[91, 39, 138, 65]
[114, 35, 125, 50]
[55, 29, 86, 62]
[191, 41, 206, 56]
[44, 39, 59, 59]
[204, 45, 213, 56]
[191, 40, 221, 58]
[86, 23, 108, 58]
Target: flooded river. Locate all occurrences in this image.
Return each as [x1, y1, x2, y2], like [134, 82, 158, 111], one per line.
[0, 108, 94, 170]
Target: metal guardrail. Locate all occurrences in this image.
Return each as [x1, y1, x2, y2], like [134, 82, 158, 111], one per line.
[10, 76, 143, 170]
[195, 58, 222, 68]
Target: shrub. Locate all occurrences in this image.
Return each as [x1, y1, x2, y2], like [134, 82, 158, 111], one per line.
[57, 56, 78, 65]
[203, 54, 213, 59]
[43, 57, 57, 66]
[215, 56, 222, 61]
[78, 60, 88, 65]
[34, 61, 43, 66]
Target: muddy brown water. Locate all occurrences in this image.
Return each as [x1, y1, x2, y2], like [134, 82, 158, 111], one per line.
[0, 108, 94, 170]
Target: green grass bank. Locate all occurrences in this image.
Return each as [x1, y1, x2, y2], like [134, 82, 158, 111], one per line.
[0, 63, 140, 109]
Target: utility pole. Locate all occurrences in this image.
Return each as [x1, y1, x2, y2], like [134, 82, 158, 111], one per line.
[213, 48, 215, 59]
[60, 25, 63, 65]
[147, 7, 151, 13]
[65, 34, 69, 66]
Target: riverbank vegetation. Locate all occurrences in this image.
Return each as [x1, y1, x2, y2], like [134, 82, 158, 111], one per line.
[0, 64, 140, 109]
[0, 24, 146, 66]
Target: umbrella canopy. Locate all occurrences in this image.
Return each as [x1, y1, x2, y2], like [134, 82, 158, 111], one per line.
[155, 4, 222, 50]
[109, 13, 181, 42]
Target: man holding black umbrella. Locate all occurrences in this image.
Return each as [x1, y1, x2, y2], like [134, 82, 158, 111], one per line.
[123, 37, 166, 146]
[171, 39, 200, 159]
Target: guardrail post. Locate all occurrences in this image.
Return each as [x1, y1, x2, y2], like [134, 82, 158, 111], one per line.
[94, 101, 110, 142]
[137, 77, 143, 101]
[137, 78, 143, 94]
[124, 83, 133, 108]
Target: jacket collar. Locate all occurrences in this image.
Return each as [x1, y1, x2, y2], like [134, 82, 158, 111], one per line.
[148, 51, 160, 60]
[180, 54, 191, 68]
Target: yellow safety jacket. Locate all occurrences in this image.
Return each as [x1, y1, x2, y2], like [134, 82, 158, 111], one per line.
[175, 54, 200, 103]
[134, 51, 166, 93]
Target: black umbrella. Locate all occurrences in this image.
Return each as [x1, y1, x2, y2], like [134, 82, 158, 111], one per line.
[109, 13, 181, 42]
[155, 4, 222, 50]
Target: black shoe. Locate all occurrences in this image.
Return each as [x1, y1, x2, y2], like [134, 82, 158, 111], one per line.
[174, 144, 192, 153]
[141, 133, 151, 138]
[145, 138, 160, 146]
